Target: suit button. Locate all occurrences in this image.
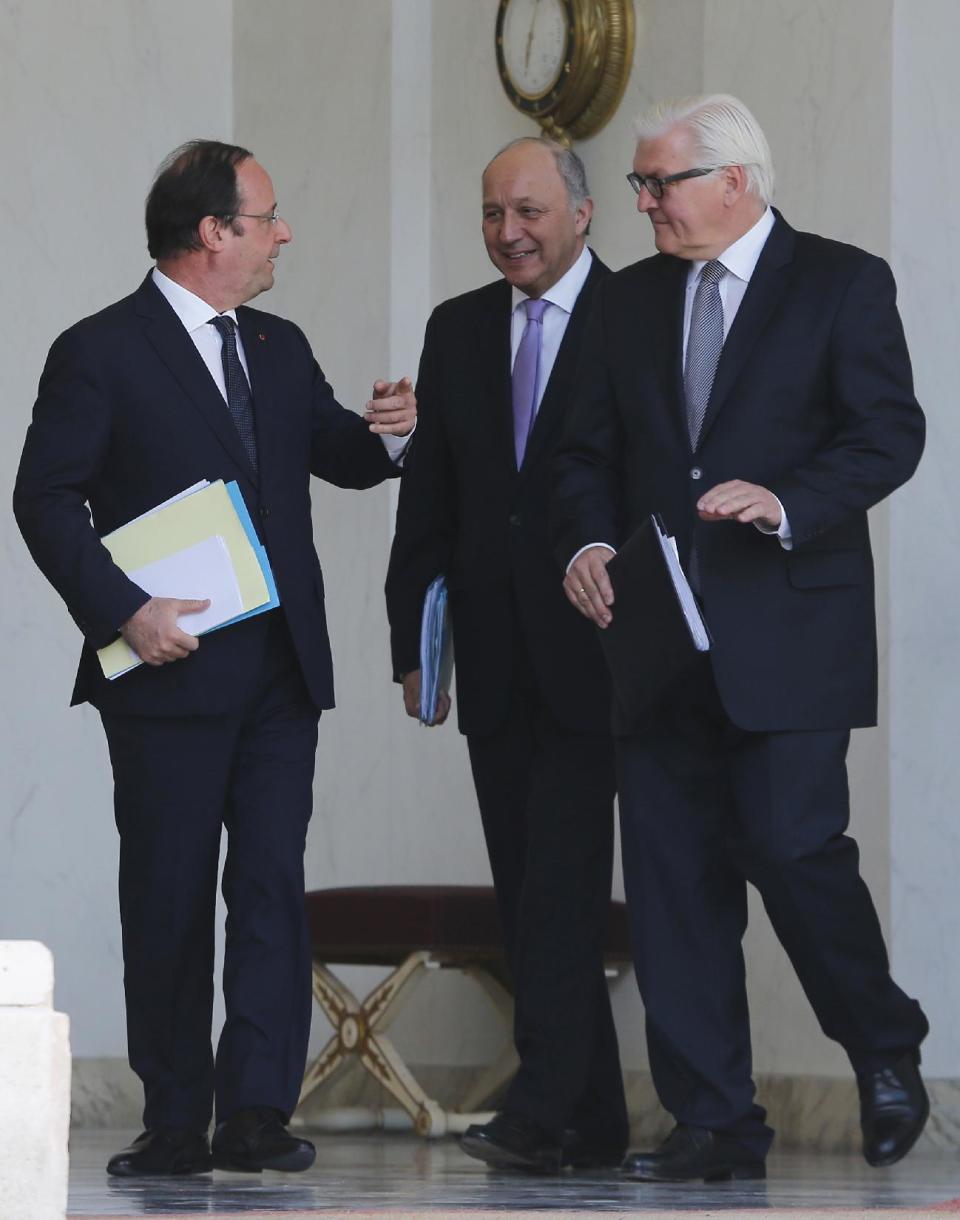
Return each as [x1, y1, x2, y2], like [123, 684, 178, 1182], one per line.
[259, 505, 270, 519]
[690, 466, 703, 480]
[508, 513, 520, 526]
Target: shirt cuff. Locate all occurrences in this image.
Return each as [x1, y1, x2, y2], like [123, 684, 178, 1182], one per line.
[753, 496, 793, 550]
[566, 542, 617, 574]
[380, 420, 416, 466]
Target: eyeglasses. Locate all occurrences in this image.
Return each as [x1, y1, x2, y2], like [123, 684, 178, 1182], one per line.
[227, 204, 280, 225]
[626, 167, 719, 200]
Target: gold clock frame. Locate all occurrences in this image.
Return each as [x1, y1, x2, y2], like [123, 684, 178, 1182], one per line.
[495, 0, 635, 144]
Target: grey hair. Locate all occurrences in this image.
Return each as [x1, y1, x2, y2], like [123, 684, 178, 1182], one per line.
[634, 94, 775, 205]
[485, 136, 591, 210]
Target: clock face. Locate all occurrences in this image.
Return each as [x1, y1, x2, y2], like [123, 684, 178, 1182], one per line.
[500, 0, 570, 100]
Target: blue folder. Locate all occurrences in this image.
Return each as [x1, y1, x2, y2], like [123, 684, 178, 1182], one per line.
[206, 480, 280, 632]
[418, 575, 453, 724]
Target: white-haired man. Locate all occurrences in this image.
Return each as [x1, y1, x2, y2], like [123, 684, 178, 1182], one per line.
[555, 94, 929, 1182]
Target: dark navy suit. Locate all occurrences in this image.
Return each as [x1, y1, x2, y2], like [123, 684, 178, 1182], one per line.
[553, 215, 929, 1154]
[14, 273, 398, 1130]
[386, 254, 627, 1149]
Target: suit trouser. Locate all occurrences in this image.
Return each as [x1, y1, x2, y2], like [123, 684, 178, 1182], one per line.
[466, 681, 628, 1147]
[100, 614, 320, 1133]
[616, 660, 928, 1158]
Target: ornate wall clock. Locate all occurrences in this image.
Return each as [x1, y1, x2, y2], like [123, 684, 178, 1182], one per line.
[495, 0, 635, 143]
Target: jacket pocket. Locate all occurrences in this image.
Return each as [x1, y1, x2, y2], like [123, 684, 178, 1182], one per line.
[787, 548, 866, 589]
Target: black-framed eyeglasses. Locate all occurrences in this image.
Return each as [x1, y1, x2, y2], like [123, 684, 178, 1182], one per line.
[227, 204, 280, 225]
[626, 167, 718, 200]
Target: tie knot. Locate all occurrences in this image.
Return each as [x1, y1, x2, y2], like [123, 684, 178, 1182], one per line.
[210, 314, 237, 339]
[699, 260, 726, 286]
[524, 298, 548, 323]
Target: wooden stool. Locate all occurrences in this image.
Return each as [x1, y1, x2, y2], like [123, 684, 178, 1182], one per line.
[297, 885, 632, 1138]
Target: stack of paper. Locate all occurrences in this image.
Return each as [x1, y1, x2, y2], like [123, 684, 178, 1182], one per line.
[418, 574, 453, 724]
[97, 480, 279, 679]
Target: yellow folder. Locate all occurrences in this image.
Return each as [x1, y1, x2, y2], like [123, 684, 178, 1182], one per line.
[97, 481, 273, 679]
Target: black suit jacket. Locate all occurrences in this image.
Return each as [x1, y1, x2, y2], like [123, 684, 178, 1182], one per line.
[14, 273, 397, 716]
[386, 253, 611, 736]
[553, 214, 925, 733]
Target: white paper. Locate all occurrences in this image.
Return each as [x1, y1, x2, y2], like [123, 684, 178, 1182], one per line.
[654, 523, 710, 651]
[128, 534, 243, 638]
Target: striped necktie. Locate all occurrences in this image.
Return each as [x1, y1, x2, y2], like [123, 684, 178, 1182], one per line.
[684, 259, 727, 448]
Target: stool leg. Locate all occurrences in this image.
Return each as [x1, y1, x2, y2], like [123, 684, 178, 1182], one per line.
[360, 950, 431, 1033]
[359, 1029, 447, 1137]
[297, 963, 362, 1107]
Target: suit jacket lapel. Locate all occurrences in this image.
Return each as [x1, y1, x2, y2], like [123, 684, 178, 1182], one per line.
[697, 212, 796, 448]
[237, 308, 274, 487]
[478, 280, 515, 471]
[134, 275, 259, 485]
[646, 255, 690, 452]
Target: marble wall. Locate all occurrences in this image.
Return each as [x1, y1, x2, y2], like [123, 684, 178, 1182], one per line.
[1, 0, 955, 1125]
[1, 0, 233, 1059]
[889, 0, 960, 1081]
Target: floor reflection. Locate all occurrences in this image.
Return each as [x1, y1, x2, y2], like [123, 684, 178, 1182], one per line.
[68, 1128, 960, 1216]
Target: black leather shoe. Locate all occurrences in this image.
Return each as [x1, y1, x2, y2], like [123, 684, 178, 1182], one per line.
[106, 1128, 212, 1177]
[461, 1111, 564, 1173]
[561, 1128, 628, 1169]
[859, 1051, 929, 1167]
[212, 1107, 316, 1173]
[621, 1124, 766, 1182]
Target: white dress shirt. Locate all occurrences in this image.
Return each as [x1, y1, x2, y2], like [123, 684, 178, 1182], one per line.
[568, 206, 790, 573]
[683, 207, 791, 547]
[510, 244, 593, 415]
[151, 268, 410, 462]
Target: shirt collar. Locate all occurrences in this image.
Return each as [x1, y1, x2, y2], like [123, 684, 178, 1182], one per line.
[151, 267, 239, 333]
[510, 244, 593, 317]
[688, 206, 775, 286]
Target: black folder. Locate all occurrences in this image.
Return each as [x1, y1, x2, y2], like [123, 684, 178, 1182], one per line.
[598, 514, 710, 720]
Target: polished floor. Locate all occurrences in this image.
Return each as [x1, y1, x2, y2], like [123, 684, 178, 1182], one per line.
[66, 1129, 960, 1218]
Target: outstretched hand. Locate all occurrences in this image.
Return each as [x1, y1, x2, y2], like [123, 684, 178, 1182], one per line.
[366, 377, 416, 436]
[697, 480, 782, 529]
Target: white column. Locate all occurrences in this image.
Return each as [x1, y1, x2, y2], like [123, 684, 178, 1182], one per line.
[0, 942, 70, 1220]
[889, 0, 960, 1079]
[387, 0, 433, 533]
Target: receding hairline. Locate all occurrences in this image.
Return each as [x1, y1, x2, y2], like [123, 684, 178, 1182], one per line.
[481, 136, 591, 212]
[482, 136, 563, 178]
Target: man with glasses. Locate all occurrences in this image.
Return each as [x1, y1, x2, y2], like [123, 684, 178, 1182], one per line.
[555, 94, 929, 1182]
[386, 136, 627, 1172]
[14, 140, 415, 1177]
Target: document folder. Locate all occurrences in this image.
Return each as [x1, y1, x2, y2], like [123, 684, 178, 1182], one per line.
[96, 480, 279, 679]
[418, 574, 453, 724]
[598, 514, 710, 720]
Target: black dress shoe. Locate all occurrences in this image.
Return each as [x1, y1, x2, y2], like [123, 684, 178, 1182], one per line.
[621, 1124, 766, 1182]
[859, 1051, 929, 1167]
[212, 1106, 316, 1173]
[561, 1128, 628, 1169]
[461, 1111, 564, 1173]
[106, 1128, 212, 1177]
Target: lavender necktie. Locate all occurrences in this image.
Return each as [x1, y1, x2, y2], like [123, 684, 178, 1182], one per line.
[511, 297, 548, 467]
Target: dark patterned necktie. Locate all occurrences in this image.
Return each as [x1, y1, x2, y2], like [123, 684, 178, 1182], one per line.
[684, 259, 727, 449]
[210, 314, 258, 472]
